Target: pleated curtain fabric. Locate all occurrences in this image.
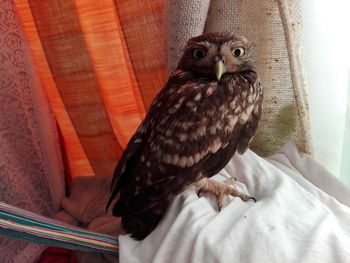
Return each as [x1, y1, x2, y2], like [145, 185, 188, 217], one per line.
[15, 0, 168, 178]
[14, 0, 311, 174]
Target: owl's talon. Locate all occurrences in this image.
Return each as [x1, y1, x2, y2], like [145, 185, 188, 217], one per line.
[195, 178, 254, 210]
[218, 204, 222, 211]
[217, 194, 225, 211]
[248, 196, 257, 202]
[223, 177, 237, 185]
[239, 194, 257, 202]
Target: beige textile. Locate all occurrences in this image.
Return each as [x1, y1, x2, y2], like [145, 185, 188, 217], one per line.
[166, 0, 311, 155]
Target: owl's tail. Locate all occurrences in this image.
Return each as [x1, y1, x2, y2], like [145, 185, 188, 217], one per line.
[121, 201, 169, 240]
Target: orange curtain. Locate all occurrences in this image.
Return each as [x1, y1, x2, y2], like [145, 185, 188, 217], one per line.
[14, 0, 168, 178]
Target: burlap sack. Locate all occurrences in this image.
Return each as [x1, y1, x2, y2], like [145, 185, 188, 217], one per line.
[166, 0, 311, 156]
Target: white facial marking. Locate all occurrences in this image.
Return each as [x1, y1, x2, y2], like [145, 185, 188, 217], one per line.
[146, 161, 151, 167]
[196, 40, 212, 47]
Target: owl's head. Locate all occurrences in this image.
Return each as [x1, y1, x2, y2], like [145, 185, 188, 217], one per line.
[177, 32, 255, 81]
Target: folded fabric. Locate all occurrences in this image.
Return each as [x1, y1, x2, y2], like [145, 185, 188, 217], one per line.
[56, 176, 121, 262]
[119, 142, 350, 263]
[3, 141, 348, 263]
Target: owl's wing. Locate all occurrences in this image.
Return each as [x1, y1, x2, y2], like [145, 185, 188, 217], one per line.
[107, 132, 144, 209]
[107, 70, 195, 210]
[237, 81, 263, 154]
[111, 70, 262, 216]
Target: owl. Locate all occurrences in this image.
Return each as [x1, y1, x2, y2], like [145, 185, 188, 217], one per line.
[108, 32, 263, 240]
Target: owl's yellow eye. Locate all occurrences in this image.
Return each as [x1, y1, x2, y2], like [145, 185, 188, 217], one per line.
[192, 48, 207, 59]
[232, 47, 245, 57]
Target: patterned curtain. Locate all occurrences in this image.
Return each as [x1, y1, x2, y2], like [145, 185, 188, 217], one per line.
[1, 0, 65, 262]
[14, 0, 167, 178]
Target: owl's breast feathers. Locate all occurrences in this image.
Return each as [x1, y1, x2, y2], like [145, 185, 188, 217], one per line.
[109, 69, 262, 217]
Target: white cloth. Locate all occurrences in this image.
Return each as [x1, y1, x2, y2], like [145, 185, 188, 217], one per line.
[119, 142, 350, 263]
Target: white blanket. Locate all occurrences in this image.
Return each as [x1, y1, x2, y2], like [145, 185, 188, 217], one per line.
[119, 142, 350, 263]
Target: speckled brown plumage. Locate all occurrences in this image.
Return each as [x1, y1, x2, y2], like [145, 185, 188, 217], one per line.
[107, 32, 263, 240]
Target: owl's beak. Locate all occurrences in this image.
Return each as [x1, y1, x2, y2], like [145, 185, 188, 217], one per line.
[213, 60, 226, 81]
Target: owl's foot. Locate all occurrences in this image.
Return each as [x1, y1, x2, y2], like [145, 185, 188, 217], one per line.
[196, 178, 255, 210]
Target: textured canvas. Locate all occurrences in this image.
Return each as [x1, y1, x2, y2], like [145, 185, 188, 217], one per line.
[166, 0, 311, 155]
